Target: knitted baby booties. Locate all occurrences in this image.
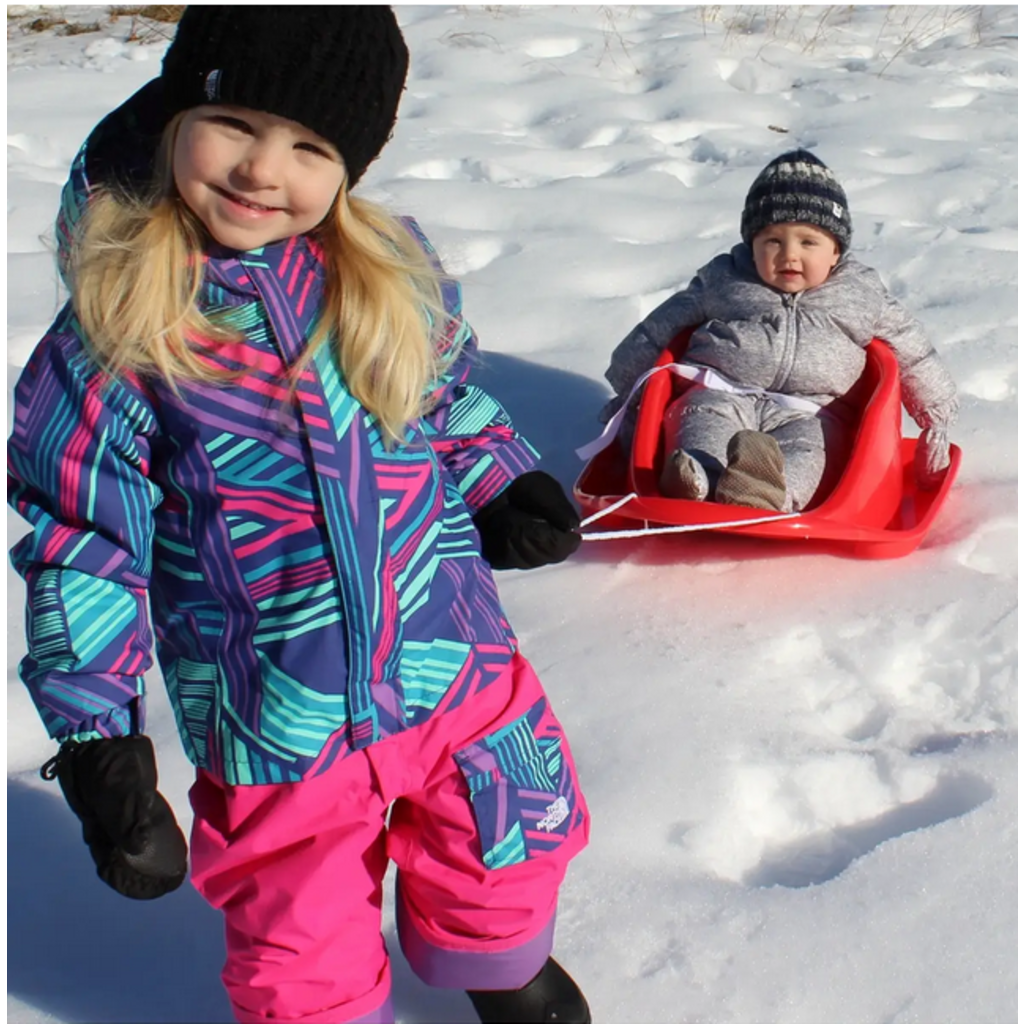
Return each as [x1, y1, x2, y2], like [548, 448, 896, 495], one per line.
[467, 958, 591, 1023]
[660, 448, 710, 500]
[715, 430, 788, 511]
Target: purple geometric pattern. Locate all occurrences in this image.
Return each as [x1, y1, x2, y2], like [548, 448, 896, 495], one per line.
[8, 143, 540, 785]
[453, 697, 586, 869]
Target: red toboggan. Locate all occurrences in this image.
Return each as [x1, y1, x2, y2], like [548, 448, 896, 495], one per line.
[574, 331, 961, 559]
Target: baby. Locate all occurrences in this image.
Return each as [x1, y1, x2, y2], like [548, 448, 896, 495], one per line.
[602, 150, 959, 512]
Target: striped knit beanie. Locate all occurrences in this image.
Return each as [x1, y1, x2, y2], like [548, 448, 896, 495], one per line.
[161, 6, 408, 187]
[741, 150, 852, 251]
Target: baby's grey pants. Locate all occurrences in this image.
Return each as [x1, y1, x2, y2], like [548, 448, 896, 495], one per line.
[664, 389, 844, 511]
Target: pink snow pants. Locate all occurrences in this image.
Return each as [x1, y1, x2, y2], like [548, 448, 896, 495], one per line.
[188, 653, 589, 1023]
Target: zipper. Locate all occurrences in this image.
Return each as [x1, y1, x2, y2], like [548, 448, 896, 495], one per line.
[770, 291, 801, 391]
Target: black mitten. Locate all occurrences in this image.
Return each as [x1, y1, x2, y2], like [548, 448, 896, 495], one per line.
[41, 735, 189, 900]
[474, 471, 582, 571]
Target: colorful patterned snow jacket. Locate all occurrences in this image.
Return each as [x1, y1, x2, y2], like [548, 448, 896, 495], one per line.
[8, 142, 539, 786]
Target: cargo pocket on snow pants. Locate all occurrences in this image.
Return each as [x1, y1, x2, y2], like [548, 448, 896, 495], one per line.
[453, 696, 586, 870]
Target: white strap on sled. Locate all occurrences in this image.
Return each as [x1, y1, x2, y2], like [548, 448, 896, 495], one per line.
[576, 362, 825, 462]
[578, 492, 800, 541]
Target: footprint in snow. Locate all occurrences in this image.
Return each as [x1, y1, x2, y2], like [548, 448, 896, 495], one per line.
[396, 153, 620, 189]
[579, 124, 626, 149]
[522, 37, 583, 60]
[684, 755, 993, 889]
[743, 771, 992, 888]
[683, 602, 1013, 886]
[790, 602, 1016, 751]
[644, 119, 707, 146]
[436, 237, 522, 276]
[953, 516, 1017, 575]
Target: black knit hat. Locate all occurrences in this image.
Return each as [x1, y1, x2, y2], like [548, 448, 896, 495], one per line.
[741, 150, 852, 251]
[160, 5, 409, 187]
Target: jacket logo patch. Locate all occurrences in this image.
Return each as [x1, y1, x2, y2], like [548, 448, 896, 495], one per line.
[536, 796, 570, 832]
[204, 70, 222, 102]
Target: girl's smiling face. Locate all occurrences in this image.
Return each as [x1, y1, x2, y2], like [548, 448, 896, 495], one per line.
[173, 105, 346, 251]
[752, 222, 841, 293]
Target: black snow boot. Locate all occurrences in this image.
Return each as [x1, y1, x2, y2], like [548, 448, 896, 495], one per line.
[467, 958, 591, 1023]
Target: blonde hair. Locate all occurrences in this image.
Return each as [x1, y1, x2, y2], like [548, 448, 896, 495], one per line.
[69, 115, 451, 442]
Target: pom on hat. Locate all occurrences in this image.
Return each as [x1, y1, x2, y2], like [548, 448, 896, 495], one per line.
[741, 150, 852, 251]
[160, 6, 409, 187]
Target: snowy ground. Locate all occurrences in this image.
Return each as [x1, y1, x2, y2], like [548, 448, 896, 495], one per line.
[6, 6, 1018, 1024]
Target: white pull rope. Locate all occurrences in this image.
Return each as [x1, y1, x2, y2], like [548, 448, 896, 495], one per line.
[578, 492, 800, 540]
[575, 364, 668, 462]
[578, 492, 638, 527]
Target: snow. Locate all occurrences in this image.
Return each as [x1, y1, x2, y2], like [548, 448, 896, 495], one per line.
[6, 6, 1018, 1024]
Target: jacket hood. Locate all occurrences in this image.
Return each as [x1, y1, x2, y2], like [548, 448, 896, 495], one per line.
[56, 80, 167, 287]
[81, 78, 168, 197]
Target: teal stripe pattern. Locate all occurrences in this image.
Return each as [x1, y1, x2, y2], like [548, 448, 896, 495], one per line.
[454, 696, 585, 870]
[9, 126, 539, 784]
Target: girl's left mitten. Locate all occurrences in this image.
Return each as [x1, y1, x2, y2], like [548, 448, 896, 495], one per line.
[41, 735, 189, 900]
[473, 470, 582, 570]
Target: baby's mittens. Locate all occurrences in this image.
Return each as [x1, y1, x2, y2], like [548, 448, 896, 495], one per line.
[473, 471, 582, 570]
[912, 391, 958, 491]
[914, 425, 951, 491]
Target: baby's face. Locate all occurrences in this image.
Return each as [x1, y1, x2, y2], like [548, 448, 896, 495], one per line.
[752, 223, 841, 293]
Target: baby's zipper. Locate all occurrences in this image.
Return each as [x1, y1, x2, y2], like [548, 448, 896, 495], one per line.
[770, 291, 801, 391]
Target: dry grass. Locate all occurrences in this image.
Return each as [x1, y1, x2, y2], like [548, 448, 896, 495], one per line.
[19, 12, 101, 37]
[108, 5, 184, 24]
[595, 5, 639, 75]
[696, 4, 1009, 66]
[8, 4, 183, 40]
[107, 3, 185, 43]
[62, 20, 102, 35]
[23, 14, 65, 33]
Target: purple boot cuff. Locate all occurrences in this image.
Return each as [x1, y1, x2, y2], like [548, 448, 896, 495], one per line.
[397, 893, 555, 990]
[346, 994, 394, 1024]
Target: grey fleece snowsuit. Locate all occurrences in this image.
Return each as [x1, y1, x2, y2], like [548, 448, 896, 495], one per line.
[604, 244, 959, 510]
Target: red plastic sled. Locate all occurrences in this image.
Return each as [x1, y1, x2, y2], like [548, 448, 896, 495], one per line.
[574, 331, 960, 559]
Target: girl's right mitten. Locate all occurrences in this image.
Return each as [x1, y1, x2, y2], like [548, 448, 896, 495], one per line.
[41, 735, 189, 900]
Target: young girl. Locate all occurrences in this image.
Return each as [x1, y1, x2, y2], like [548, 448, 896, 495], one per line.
[601, 150, 959, 512]
[8, 8, 590, 1024]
